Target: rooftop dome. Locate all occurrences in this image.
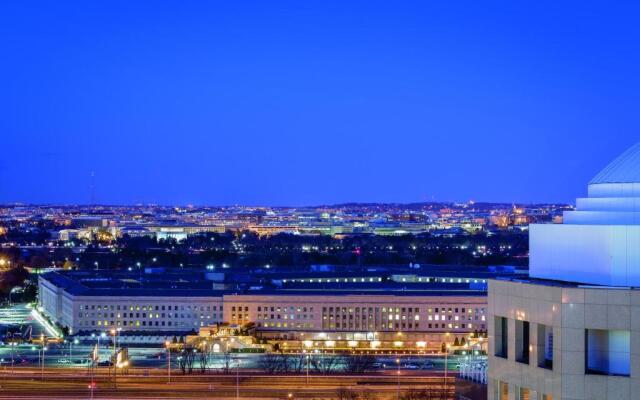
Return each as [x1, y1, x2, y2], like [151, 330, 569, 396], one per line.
[590, 142, 640, 184]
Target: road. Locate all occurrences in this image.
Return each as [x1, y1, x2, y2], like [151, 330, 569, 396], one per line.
[0, 304, 47, 337]
[0, 305, 476, 399]
[0, 369, 457, 399]
[1, 340, 472, 372]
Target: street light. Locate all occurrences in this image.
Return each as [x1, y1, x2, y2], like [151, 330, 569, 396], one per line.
[69, 338, 79, 363]
[9, 342, 17, 373]
[110, 329, 118, 389]
[306, 353, 310, 385]
[444, 343, 451, 397]
[41, 346, 48, 380]
[165, 341, 171, 384]
[236, 357, 241, 400]
[396, 357, 401, 400]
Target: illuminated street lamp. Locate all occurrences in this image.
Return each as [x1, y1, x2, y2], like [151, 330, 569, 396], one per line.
[236, 358, 241, 400]
[306, 353, 310, 385]
[40, 345, 48, 380]
[110, 329, 119, 388]
[165, 341, 171, 384]
[69, 338, 79, 363]
[9, 342, 17, 373]
[396, 357, 401, 400]
[444, 343, 451, 396]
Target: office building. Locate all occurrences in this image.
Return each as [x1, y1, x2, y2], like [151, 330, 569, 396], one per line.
[489, 142, 640, 400]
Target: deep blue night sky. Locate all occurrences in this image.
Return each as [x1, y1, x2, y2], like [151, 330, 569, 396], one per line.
[1, 1, 639, 206]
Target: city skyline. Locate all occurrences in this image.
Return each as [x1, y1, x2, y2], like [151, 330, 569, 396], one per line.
[3, 2, 640, 205]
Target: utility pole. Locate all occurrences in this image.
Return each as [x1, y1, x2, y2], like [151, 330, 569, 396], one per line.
[396, 356, 401, 400]
[236, 357, 240, 400]
[444, 344, 450, 398]
[40, 335, 46, 381]
[306, 354, 310, 385]
[165, 341, 171, 384]
[112, 330, 117, 389]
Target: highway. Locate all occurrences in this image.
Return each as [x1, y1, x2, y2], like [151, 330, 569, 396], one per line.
[0, 304, 471, 398]
[0, 368, 456, 399]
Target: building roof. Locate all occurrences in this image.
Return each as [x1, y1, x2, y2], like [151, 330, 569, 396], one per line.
[590, 142, 640, 184]
[40, 268, 490, 298]
[229, 288, 487, 297]
[40, 270, 225, 298]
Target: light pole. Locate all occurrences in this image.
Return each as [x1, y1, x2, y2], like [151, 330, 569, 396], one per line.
[236, 357, 240, 400]
[165, 341, 171, 384]
[306, 353, 310, 385]
[38, 334, 46, 380]
[70, 338, 79, 363]
[41, 345, 47, 380]
[396, 357, 401, 400]
[110, 329, 117, 389]
[444, 343, 451, 397]
[9, 342, 16, 373]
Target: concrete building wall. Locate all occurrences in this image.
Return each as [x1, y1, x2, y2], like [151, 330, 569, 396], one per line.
[38, 287, 225, 335]
[488, 279, 640, 400]
[224, 293, 487, 349]
[38, 276, 62, 321]
[530, 223, 640, 287]
[38, 275, 488, 347]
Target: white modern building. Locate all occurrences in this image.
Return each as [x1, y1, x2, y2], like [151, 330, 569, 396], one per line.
[489, 142, 640, 400]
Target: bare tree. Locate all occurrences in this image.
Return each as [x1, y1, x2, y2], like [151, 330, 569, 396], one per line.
[258, 353, 281, 374]
[220, 350, 232, 374]
[335, 387, 359, 400]
[278, 353, 291, 373]
[289, 354, 306, 374]
[342, 355, 375, 374]
[198, 350, 209, 373]
[311, 354, 338, 374]
[400, 388, 439, 400]
[359, 389, 375, 400]
[179, 347, 196, 374]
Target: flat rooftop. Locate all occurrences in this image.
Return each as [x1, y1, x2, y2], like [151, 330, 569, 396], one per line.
[41, 269, 489, 298]
[40, 270, 225, 297]
[491, 276, 617, 289]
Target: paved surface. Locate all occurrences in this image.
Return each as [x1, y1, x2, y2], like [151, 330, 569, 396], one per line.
[0, 369, 456, 399]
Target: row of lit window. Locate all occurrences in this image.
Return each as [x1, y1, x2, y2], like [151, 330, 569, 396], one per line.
[261, 322, 315, 329]
[79, 312, 220, 320]
[254, 314, 314, 320]
[281, 277, 487, 284]
[80, 304, 223, 312]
